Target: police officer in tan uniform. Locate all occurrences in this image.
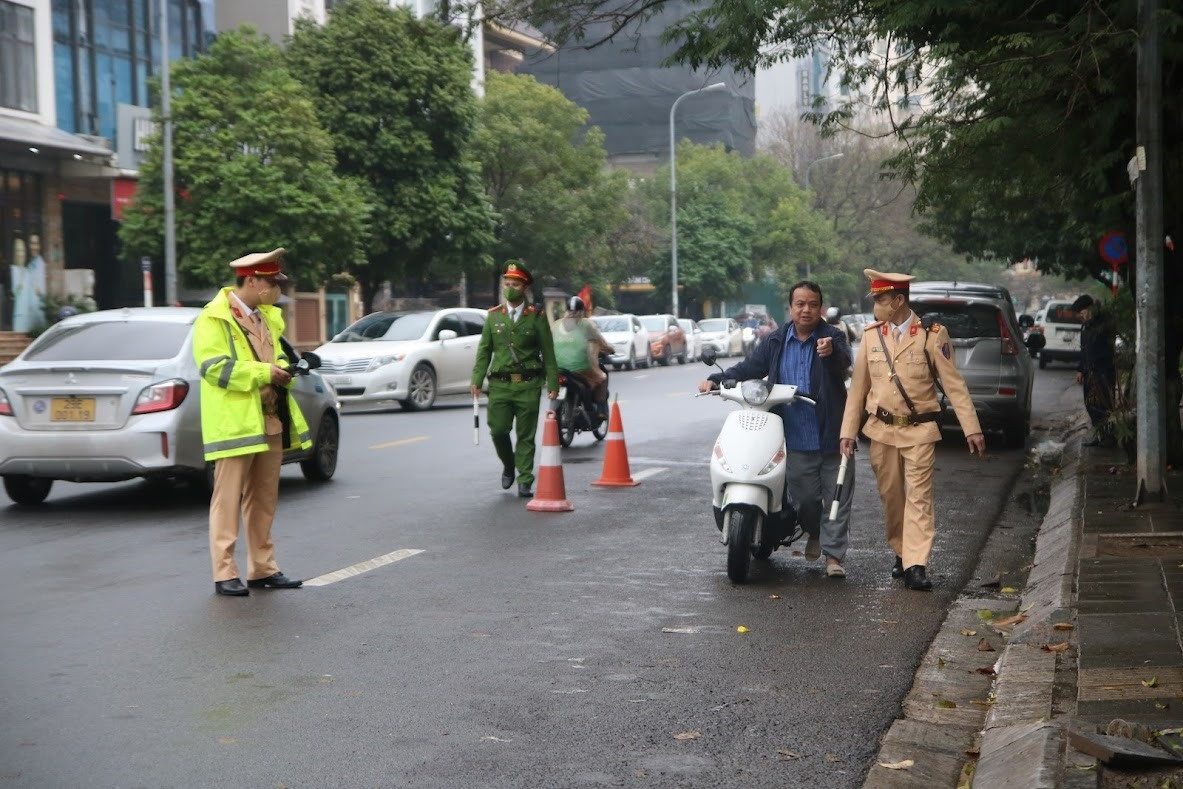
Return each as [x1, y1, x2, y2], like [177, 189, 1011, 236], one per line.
[839, 270, 985, 590]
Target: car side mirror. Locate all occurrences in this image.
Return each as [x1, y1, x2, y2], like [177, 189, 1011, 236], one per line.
[300, 351, 321, 370]
[438, 329, 458, 341]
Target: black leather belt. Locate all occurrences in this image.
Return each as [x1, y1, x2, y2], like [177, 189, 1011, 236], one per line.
[874, 406, 940, 427]
[490, 371, 541, 382]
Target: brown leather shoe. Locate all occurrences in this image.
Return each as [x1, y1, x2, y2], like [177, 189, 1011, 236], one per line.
[825, 558, 846, 578]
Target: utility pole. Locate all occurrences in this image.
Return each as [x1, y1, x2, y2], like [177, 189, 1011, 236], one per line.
[1135, 0, 1165, 502]
[160, 0, 177, 306]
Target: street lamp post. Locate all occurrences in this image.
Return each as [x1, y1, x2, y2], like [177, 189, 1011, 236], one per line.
[160, 0, 176, 306]
[670, 81, 727, 317]
[801, 152, 844, 278]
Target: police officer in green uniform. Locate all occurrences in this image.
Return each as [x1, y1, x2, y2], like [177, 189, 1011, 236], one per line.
[470, 261, 559, 498]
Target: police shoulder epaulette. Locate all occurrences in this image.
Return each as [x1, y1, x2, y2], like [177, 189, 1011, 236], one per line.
[523, 305, 536, 315]
[864, 321, 884, 332]
[927, 321, 943, 332]
[488, 305, 504, 313]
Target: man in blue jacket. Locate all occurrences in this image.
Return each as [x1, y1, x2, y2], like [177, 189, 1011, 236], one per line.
[698, 281, 855, 577]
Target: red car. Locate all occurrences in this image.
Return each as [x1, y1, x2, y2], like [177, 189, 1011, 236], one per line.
[638, 314, 687, 366]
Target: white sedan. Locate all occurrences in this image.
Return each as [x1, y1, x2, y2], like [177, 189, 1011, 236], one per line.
[697, 318, 744, 357]
[313, 308, 487, 410]
[590, 314, 651, 370]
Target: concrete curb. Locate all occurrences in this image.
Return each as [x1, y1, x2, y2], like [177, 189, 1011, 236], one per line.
[971, 437, 1084, 787]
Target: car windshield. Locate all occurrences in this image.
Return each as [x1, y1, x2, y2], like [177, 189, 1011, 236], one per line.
[593, 317, 629, 332]
[23, 321, 192, 361]
[699, 319, 728, 332]
[639, 316, 665, 331]
[1045, 305, 1083, 325]
[679, 320, 695, 331]
[911, 302, 1002, 339]
[332, 312, 432, 342]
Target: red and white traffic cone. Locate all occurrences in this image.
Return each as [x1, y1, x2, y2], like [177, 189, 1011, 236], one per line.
[527, 410, 574, 512]
[592, 399, 639, 487]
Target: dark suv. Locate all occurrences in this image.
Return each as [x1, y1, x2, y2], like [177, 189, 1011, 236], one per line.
[907, 282, 1038, 448]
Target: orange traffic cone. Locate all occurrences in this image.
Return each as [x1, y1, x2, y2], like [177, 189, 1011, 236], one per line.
[527, 410, 574, 512]
[592, 399, 639, 487]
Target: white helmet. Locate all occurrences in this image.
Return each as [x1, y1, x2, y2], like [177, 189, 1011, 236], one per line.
[825, 307, 840, 321]
[567, 296, 586, 313]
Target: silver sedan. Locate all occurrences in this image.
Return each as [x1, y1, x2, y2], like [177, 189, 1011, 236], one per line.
[0, 307, 340, 505]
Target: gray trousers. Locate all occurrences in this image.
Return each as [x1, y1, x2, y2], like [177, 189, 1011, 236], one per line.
[786, 450, 854, 562]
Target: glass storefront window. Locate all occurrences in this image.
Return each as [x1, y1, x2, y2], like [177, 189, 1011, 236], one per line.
[0, 169, 45, 333]
[0, 0, 38, 113]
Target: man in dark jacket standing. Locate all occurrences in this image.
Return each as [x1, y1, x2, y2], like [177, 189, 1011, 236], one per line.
[1072, 294, 1116, 446]
[697, 281, 854, 577]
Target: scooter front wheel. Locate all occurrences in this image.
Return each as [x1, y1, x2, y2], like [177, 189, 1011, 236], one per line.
[558, 398, 576, 447]
[726, 508, 756, 583]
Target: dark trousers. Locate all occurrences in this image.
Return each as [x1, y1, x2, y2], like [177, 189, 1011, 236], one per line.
[1083, 368, 1115, 431]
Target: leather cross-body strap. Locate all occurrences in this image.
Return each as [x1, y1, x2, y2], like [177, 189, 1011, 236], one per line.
[876, 328, 918, 415]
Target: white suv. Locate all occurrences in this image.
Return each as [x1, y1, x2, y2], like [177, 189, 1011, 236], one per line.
[1032, 300, 1082, 369]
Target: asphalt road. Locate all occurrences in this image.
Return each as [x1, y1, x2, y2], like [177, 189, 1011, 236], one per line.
[0, 356, 1082, 788]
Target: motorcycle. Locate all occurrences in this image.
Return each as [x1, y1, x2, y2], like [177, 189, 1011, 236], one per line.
[555, 359, 610, 447]
[698, 349, 815, 583]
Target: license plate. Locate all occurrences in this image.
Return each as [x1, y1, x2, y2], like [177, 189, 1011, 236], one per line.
[328, 376, 352, 385]
[556, 386, 567, 400]
[51, 397, 96, 422]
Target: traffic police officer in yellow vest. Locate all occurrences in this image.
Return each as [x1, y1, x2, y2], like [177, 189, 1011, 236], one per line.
[193, 248, 311, 596]
[839, 270, 985, 590]
[470, 261, 559, 498]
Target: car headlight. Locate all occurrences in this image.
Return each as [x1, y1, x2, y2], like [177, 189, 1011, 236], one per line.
[740, 380, 770, 405]
[367, 354, 404, 371]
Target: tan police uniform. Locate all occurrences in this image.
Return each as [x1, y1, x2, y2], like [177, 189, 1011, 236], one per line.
[839, 270, 981, 571]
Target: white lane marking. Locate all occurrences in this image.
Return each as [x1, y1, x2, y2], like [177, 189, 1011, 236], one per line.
[629, 456, 709, 467]
[631, 467, 668, 481]
[369, 435, 429, 450]
[303, 549, 425, 587]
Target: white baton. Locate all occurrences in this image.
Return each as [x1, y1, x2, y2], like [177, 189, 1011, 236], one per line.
[828, 454, 849, 521]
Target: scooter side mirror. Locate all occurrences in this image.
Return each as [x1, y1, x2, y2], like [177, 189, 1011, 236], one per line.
[700, 349, 717, 367]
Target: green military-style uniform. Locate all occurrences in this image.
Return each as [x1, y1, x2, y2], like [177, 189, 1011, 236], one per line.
[471, 263, 559, 490]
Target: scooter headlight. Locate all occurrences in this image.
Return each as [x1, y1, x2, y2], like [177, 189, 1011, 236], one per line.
[740, 379, 770, 406]
[758, 448, 786, 475]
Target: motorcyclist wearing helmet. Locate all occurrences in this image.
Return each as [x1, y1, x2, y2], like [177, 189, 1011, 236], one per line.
[826, 307, 858, 345]
[552, 296, 614, 417]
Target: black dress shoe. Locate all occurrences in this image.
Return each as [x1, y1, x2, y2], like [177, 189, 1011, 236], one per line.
[903, 565, 933, 591]
[247, 572, 303, 589]
[501, 465, 515, 489]
[215, 578, 249, 596]
[891, 556, 904, 579]
[518, 483, 534, 498]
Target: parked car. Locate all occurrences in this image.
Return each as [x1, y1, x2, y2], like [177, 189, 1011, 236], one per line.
[638, 314, 687, 366]
[589, 314, 651, 370]
[697, 318, 744, 357]
[907, 282, 1039, 448]
[678, 319, 703, 362]
[0, 307, 340, 505]
[1031, 299, 1083, 369]
[313, 308, 487, 410]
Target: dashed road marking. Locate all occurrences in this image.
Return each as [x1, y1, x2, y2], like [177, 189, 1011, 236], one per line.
[631, 467, 668, 481]
[369, 435, 429, 450]
[303, 549, 425, 586]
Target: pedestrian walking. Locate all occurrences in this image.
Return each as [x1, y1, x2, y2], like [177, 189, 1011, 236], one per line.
[838, 269, 985, 591]
[470, 261, 559, 498]
[1071, 294, 1116, 446]
[698, 281, 855, 578]
[193, 248, 311, 596]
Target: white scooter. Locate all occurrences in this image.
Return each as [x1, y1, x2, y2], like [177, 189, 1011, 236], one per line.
[698, 349, 816, 583]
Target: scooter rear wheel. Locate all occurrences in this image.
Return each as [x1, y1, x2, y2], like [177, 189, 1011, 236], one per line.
[726, 508, 755, 583]
[558, 398, 576, 447]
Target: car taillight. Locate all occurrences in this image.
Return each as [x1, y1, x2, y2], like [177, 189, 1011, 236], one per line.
[133, 379, 189, 414]
[998, 312, 1018, 355]
[0, 388, 11, 416]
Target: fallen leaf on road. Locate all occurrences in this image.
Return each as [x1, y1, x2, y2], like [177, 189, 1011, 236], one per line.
[1042, 642, 1070, 652]
[1156, 701, 1169, 709]
[824, 754, 843, 762]
[769, 594, 780, 600]
[674, 731, 701, 740]
[978, 638, 995, 652]
[482, 736, 512, 742]
[1143, 676, 1159, 688]
[218, 737, 236, 745]
[961, 628, 978, 637]
[1001, 587, 1018, 594]
[977, 610, 995, 621]
[1022, 603, 1035, 612]
[777, 749, 803, 760]
[938, 658, 946, 668]
[1053, 623, 1074, 631]
[736, 626, 750, 634]
[936, 699, 957, 709]
[992, 614, 1028, 629]
[878, 759, 914, 770]
[974, 667, 997, 676]
[970, 699, 996, 707]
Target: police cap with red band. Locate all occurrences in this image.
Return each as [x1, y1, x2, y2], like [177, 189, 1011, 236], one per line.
[230, 248, 288, 280]
[502, 260, 532, 286]
[864, 268, 914, 296]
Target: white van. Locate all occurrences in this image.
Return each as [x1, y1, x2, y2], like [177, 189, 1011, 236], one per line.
[1033, 300, 1082, 369]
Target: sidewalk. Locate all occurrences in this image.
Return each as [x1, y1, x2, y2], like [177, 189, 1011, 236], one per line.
[973, 431, 1183, 787]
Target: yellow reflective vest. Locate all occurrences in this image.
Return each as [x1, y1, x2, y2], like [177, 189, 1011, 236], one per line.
[192, 288, 311, 461]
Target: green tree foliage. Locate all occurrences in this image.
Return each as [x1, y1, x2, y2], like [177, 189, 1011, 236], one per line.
[470, 71, 629, 292]
[287, 0, 496, 307]
[119, 28, 367, 290]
